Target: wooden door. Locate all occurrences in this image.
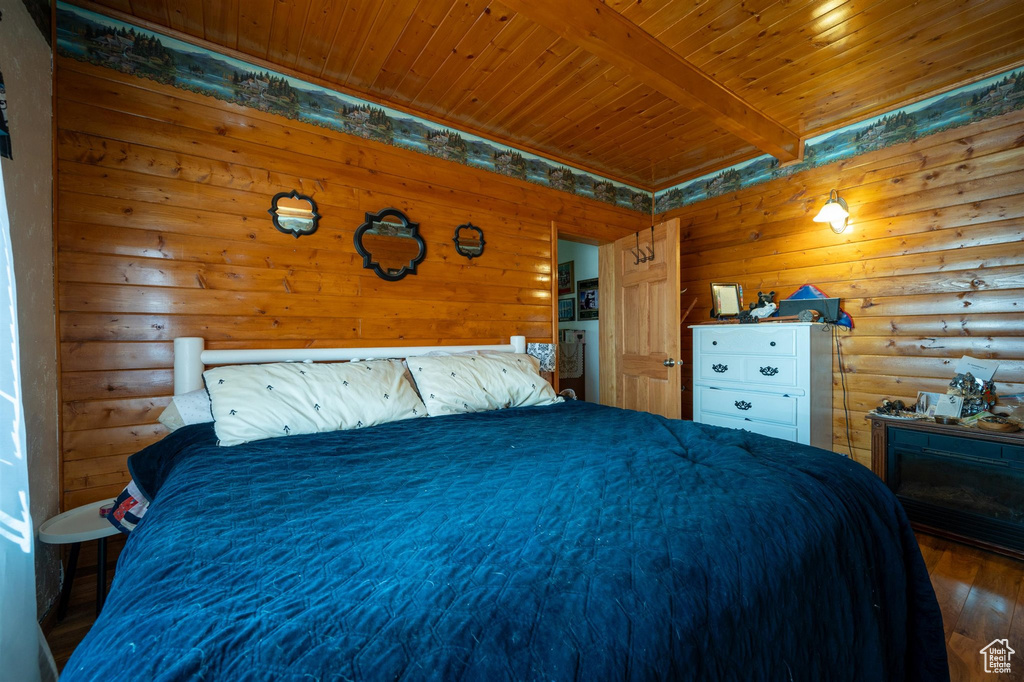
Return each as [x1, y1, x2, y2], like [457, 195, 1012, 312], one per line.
[599, 219, 681, 418]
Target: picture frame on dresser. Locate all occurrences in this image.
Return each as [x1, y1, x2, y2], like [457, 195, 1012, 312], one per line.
[710, 282, 742, 318]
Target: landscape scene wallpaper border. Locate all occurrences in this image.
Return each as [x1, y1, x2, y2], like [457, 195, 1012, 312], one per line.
[55, 2, 653, 214]
[57, 1, 1024, 219]
[654, 65, 1024, 213]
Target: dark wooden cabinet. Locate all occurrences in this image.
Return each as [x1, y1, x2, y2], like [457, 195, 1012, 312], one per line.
[869, 414, 1024, 559]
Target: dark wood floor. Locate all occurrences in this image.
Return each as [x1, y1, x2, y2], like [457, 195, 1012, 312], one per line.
[47, 534, 1024, 679]
[917, 533, 1024, 682]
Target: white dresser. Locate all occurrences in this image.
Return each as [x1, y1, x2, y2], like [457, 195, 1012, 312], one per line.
[690, 322, 832, 449]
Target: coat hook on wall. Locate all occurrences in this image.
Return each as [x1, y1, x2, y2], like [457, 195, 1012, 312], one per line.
[646, 225, 656, 262]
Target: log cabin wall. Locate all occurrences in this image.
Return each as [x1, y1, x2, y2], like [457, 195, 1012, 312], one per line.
[54, 56, 646, 513]
[661, 108, 1024, 467]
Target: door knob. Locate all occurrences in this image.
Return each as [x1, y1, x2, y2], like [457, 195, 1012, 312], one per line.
[663, 358, 676, 367]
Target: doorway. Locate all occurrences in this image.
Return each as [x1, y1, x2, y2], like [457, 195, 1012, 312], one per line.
[556, 239, 600, 403]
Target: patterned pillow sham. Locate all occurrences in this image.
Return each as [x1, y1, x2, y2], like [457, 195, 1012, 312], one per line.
[204, 360, 426, 446]
[407, 352, 561, 417]
[157, 388, 214, 432]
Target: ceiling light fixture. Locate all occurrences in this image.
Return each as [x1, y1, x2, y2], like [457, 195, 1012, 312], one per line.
[813, 189, 850, 234]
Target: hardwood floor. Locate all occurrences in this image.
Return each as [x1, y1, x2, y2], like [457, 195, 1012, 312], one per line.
[917, 533, 1024, 681]
[45, 533, 1024, 678]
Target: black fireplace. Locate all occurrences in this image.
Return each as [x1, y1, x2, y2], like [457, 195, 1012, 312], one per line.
[884, 424, 1024, 553]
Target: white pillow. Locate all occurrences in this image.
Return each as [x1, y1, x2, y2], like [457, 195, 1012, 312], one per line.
[407, 352, 561, 417]
[204, 360, 426, 446]
[157, 388, 214, 431]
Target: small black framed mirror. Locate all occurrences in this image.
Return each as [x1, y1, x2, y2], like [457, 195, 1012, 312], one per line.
[452, 223, 485, 260]
[268, 190, 320, 238]
[354, 208, 426, 281]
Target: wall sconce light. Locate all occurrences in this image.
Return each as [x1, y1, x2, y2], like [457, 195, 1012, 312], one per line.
[813, 189, 850, 234]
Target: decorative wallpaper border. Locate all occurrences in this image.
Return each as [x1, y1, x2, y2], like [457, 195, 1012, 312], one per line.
[55, 2, 654, 214]
[654, 67, 1024, 214]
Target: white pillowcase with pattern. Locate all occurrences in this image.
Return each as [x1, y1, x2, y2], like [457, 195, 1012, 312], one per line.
[157, 388, 214, 431]
[407, 352, 561, 417]
[204, 360, 426, 446]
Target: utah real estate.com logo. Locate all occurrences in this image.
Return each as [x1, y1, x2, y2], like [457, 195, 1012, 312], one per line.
[980, 639, 1015, 674]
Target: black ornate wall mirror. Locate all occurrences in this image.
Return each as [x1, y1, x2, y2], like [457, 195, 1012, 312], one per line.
[354, 208, 426, 281]
[269, 190, 320, 238]
[452, 223, 485, 259]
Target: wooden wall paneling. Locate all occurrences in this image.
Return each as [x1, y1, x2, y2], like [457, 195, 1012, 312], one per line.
[91, 0, 133, 12]
[162, 0, 205, 36]
[265, 0, 314, 69]
[202, 0, 238, 49]
[55, 62, 642, 234]
[346, 1, 420, 88]
[388, 0, 489, 103]
[411, 2, 521, 112]
[371, 0, 457, 97]
[293, 0, 349, 76]
[75, 0, 643, 188]
[235, 0, 277, 58]
[760, 5, 1024, 130]
[54, 52, 645, 523]
[76, 0, 1024, 188]
[120, 0, 169, 25]
[443, 30, 570, 129]
[478, 43, 595, 130]
[664, 109, 1024, 469]
[430, 13, 540, 116]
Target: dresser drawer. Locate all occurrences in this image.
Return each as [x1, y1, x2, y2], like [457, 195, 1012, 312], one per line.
[695, 355, 744, 383]
[699, 412, 799, 442]
[696, 355, 799, 388]
[742, 357, 798, 388]
[698, 326, 796, 356]
[698, 386, 798, 425]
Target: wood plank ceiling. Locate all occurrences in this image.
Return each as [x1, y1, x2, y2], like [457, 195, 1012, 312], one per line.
[83, 0, 1024, 189]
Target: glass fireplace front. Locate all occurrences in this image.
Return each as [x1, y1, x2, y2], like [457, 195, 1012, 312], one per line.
[887, 426, 1024, 552]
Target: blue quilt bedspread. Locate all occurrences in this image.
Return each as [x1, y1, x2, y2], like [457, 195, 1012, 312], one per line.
[64, 402, 948, 681]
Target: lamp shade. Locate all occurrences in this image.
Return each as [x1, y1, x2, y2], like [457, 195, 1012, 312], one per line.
[813, 189, 850, 234]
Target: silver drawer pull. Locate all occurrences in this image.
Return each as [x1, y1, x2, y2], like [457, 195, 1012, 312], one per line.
[759, 366, 779, 376]
[735, 400, 752, 411]
[712, 363, 728, 373]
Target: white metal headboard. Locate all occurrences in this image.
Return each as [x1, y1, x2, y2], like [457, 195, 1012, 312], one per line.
[173, 335, 528, 394]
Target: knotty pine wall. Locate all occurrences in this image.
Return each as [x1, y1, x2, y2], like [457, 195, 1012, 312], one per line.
[663, 108, 1024, 467]
[55, 57, 645, 512]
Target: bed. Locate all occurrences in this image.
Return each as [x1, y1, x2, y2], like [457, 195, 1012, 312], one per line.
[62, 337, 949, 681]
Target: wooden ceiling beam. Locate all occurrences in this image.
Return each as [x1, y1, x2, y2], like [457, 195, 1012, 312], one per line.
[501, 0, 801, 162]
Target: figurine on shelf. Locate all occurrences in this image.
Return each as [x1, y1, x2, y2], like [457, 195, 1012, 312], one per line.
[948, 372, 996, 416]
[875, 399, 908, 416]
[738, 290, 777, 324]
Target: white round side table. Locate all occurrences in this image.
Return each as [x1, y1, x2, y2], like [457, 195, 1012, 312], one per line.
[39, 498, 119, 619]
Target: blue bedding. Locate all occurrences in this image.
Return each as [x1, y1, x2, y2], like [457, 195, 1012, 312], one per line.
[64, 402, 948, 681]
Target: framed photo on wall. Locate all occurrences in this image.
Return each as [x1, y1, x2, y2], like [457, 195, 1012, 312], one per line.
[558, 297, 575, 322]
[578, 278, 599, 320]
[557, 261, 575, 296]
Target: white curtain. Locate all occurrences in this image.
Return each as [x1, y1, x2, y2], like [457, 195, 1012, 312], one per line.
[0, 151, 43, 680]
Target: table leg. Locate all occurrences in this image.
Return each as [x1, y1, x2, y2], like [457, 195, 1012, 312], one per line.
[96, 536, 107, 616]
[57, 542, 81, 621]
